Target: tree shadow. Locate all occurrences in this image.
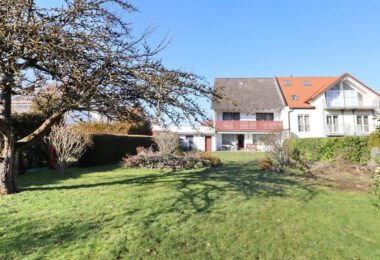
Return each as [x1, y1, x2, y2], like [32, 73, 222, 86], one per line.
[5, 159, 322, 258]
[22, 161, 319, 213]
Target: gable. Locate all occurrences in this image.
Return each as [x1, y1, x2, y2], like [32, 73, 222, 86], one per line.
[276, 76, 337, 108]
[307, 73, 380, 102]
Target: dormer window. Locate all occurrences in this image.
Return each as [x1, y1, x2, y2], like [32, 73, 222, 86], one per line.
[303, 80, 311, 86]
[291, 95, 298, 101]
[283, 80, 292, 86]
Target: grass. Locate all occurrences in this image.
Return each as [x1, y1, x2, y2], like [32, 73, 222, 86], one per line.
[1, 152, 380, 259]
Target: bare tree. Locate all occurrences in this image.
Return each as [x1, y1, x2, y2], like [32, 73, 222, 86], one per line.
[262, 130, 290, 171]
[47, 125, 90, 174]
[154, 131, 179, 155]
[0, 0, 216, 194]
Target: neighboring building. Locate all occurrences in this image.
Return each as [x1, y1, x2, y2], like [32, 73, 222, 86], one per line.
[152, 125, 216, 152]
[10, 83, 109, 124]
[212, 78, 286, 151]
[12, 95, 35, 114]
[209, 73, 380, 151]
[277, 73, 380, 138]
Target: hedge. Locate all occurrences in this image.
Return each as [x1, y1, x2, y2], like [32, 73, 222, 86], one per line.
[79, 134, 154, 167]
[288, 136, 370, 164]
[369, 132, 380, 148]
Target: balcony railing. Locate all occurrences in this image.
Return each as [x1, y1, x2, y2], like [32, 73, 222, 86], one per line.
[325, 97, 380, 109]
[324, 124, 372, 136]
[215, 120, 283, 132]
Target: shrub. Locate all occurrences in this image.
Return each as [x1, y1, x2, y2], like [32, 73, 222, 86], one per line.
[79, 134, 154, 166]
[47, 125, 91, 173]
[122, 152, 221, 170]
[72, 121, 152, 136]
[259, 158, 273, 171]
[369, 132, 380, 148]
[198, 152, 221, 167]
[288, 136, 370, 164]
[262, 130, 290, 171]
[154, 131, 180, 155]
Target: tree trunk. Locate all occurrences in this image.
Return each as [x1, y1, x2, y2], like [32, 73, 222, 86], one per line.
[0, 75, 16, 195]
[0, 135, 17, 194]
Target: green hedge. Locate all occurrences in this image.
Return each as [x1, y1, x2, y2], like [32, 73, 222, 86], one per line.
[288, 136, 370, 164]
[79, 134, 154, 167]
[369, 132, 380, 148]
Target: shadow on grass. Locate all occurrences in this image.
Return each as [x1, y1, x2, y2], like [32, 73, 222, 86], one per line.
[22, 160, 318, 212]
[2, 159, 320, 258]
[18, 164, 122, 187]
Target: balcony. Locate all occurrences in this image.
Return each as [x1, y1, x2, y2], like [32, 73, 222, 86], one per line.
[324, 124, 372, 136]
[324, 97, 380, 110]
[215, 120, 283, 132]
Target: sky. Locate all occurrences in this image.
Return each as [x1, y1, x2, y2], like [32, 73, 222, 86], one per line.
[37, 0, 380, 117]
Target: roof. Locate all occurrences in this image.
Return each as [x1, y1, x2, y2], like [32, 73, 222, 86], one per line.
[306, 73, 380, 101]
[276, 76, 338, 108]
[277, 73, 380, 108]
[212, 78, 285, 112]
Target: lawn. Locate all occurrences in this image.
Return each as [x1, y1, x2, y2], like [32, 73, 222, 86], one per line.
[0, 152, 379, 259]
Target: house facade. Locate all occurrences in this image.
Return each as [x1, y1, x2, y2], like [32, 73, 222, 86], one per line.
[152, 125, 216, 152]
[210, 73, 380, 151]
[212, 78, 286, 151]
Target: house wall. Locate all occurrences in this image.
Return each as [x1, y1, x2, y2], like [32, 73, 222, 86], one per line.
[213, 75, 380, 146]
[288, 80, 380, 137]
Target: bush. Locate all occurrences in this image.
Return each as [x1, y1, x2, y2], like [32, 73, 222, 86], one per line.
[122, 152, 221, 170]
[79, 134, 154, 166]
[48, 124, 91, 173]
[258, 158, 273, 171]
[197, 152, 221, 167]
[288, 136, 370, 164]
[72, 121, 152, 136]
[369, 132, 380, 148]
[154, 131, 180, 155]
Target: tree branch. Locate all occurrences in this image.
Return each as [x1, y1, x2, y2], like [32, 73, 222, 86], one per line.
[16, 111, 64, 147]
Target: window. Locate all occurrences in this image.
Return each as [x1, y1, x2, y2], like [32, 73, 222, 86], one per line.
[298, 115, 310, 132]
[357, 115, 369, 133]
[222, 112, 240, 121]
[185, 135, 194, 144]
[222, 134, 237, 145]
[184, 135, 194, 150]
[256, 113, 274, 121]
[283, 80, 292, 86]
[291, 95, 298, 101]
[326, 115, 339, 133]
[303, 80, 311, 86]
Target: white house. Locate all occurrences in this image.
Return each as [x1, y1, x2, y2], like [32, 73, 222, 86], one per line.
[276, 73, 380, 138]
[208, 73, 380, 151]
[144, 73, 380, 152]
[212, 78, 286, 151]
[152, 125, 216, 152]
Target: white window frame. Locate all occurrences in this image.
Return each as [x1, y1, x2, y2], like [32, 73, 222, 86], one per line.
[356, 115, 369, 133]
[298, 115, 310, 132]
[326, 115, 339, 133]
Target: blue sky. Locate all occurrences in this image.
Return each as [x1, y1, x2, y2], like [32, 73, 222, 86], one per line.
[37, 0, 380, 116]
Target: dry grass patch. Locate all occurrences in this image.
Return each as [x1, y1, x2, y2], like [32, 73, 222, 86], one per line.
[309, 160, 374, 191]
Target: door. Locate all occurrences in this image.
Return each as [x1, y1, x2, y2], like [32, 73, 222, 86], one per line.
[237, 134, 244, 150]
[205, 136, 212, 152]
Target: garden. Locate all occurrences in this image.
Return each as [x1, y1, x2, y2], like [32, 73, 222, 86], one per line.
[1, 149, 380, 259]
